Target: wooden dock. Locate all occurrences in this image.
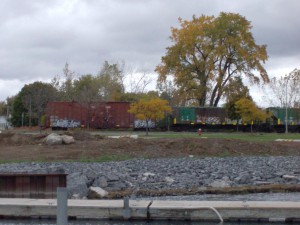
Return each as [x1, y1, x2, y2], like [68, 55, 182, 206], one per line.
[0, 198, 299, 222]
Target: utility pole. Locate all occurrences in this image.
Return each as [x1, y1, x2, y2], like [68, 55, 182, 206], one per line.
[22, 112, 24, 127]
[285, 76, 289, 134]
[29, 97, 32, 128]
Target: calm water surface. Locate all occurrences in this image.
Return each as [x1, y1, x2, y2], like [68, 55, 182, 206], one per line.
[0, 220, 299, 225]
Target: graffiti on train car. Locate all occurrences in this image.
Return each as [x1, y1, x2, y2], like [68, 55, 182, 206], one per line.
[51, 119, 81, 128]
[196, 116, 221, 124]
[134, 120, 155, 129]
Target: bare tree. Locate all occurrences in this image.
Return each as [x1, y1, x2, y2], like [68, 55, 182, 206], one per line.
[125, 66, 153, 93]
[265, 68, 300, 108]
[51, 62, 76, 101]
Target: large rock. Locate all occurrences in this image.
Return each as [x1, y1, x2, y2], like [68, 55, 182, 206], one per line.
[105, 181, 127, 191]
[62, 135, 75, 144]
[67, 172, 89, 199]
[235, 173, 252, 184]
[88, 187, 108, 199]
[209, 180, 231, 188]
[106, 173, 120, 181]
[165, 176, 175, 184]
[93, 176, 108, 188]
[45, 133, 62, 145]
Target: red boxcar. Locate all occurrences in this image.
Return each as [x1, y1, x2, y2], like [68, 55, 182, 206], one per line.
[45, 102, 134, 129]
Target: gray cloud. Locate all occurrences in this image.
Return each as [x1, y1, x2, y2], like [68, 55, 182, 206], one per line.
[0, 0, 299, 101]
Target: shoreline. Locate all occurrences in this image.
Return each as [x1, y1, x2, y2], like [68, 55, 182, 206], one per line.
[0, 156, 299, 199]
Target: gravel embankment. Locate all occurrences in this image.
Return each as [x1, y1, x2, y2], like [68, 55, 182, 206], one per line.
[0, 156, 299, 199]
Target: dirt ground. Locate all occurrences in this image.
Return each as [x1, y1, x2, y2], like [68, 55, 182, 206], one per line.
[0, 130, 299, 162]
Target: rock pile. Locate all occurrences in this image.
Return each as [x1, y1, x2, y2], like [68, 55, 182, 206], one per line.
[0, 156, 299, 199]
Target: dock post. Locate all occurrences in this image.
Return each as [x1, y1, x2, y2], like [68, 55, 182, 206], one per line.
[57, 187, 68, 225]
[123, 197, 131, 220]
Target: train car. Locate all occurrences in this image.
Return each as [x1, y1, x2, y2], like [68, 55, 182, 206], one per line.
[169, 106, 300, 133]
[266, 107, 300, 133]
[169, 106, 228, 132]
[45, 101, 134, 129]
[44, 102, 300, 132]
[172, 107, 226, 125]
[267, 107, 300, 125]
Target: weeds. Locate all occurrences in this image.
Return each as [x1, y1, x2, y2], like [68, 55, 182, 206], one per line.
[78, 154, 132, 163]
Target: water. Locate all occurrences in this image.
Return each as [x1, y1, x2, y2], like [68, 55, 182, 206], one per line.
[0, 220, 216, 225]
[1, 220, 299, 225]
[0, 220, 300, 225]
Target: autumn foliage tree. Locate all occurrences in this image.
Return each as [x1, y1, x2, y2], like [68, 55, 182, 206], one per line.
[156, 12, 269, 107]
[235, 98, 269, 132]
[128, 98, 172, 135]
[224, 76, 252, 122]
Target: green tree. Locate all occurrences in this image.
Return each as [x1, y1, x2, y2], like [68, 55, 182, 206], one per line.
[51, 62, 76, 101]
[73, 74, 101, 128]
[10, 82, 57, 129]
[73, 75, 100, 103]
[119, 91, 159, 102]
[97, 61, 125, 101]
[128, 98, 172, 135]
[156, 12, 268, 107]
[11, 94, 28, 127]
[0, 101, 6, 116]
[119, 92, 144, 102]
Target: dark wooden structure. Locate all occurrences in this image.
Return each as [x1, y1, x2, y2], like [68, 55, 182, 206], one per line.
[0, 174, 67, 198]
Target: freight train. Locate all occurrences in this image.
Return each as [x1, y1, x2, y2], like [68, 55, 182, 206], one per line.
[44, 101, 300, 132]
[45, 101, 134, 130]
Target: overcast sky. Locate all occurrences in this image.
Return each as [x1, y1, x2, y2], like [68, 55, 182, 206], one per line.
[0, 0, 299, 105]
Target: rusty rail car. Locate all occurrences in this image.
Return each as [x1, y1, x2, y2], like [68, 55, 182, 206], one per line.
[45, 101, 134, 129]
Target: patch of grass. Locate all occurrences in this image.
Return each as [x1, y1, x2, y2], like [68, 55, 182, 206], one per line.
[216, 149, 232, 157]
[203, 132, 300, 142]
[0, 155, 133, 164]
[0, 159, 27, 164]
[78, 155, 133, 163]
[101, 184, 300, 199]
[132, 131, 300, 142]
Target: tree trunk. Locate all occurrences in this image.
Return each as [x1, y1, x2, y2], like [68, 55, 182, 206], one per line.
[213, 93, 222, 107]
[194, 70, 208, 106]
[236, 119, 240, 132]
[38, 111, 42, 134]
[198, 98, 204, 107]
[210, 85, 219, 106]
[198, 88, 207, 106]
[29, 100, 32, 128]
[87, 110, 89, 129]
[146, 120, 149, 136]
